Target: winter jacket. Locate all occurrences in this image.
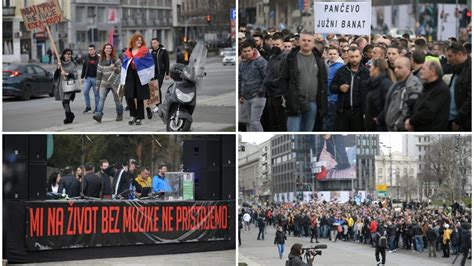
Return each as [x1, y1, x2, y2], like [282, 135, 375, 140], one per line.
[384, 73, 423, 131]
[263, 49, 287, 97]
[238, 50, 267, 99]
[274, 230, 287, 244]
[450, 58, 471, 131]
[365, 73, 393, 131]
[409, 78, 450, 131]
[150, 45, 170, 79]
[330, 64, 370, 111]
[426, 228, 437, 242]
[287, 253, 310, 266]
[280, 47, 328, 116]
[327, 58, 345, 103]
[59, 174, 81, 197]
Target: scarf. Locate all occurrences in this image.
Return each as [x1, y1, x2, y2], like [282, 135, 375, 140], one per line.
[120, 45, 154, 85]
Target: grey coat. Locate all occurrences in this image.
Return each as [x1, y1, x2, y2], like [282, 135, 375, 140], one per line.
[54, 60, 78, 101]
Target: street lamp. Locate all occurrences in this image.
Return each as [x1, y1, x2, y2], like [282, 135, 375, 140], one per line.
[380, 141, 392, 199]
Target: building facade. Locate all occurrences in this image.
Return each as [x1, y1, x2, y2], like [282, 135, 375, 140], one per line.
[259, 139, 272, 200]
[375, 151, 418, 200]
[238, 139, 261, 203]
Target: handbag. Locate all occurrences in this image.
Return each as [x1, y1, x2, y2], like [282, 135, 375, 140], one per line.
[62, 79, 81, 93]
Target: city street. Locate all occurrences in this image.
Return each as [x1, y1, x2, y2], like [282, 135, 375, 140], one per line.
[3, 56, 235, 132]
[239, 225, 464, 266]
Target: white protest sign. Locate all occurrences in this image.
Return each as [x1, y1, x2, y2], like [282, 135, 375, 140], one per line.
[314, 1, 371, 35]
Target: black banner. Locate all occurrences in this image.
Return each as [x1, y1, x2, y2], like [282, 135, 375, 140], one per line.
[25, 200, 231, 251]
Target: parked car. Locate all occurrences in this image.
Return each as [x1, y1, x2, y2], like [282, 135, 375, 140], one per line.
[219, 47, 234, 57]
[3, 63, 55, 101]
[222, 51, 236, 66]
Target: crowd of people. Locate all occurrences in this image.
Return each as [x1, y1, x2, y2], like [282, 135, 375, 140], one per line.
[54, 33, 170, 126]
[239, 198, 471, 265]
[238, 26, 471, 132]
[47, 159, 172, 200]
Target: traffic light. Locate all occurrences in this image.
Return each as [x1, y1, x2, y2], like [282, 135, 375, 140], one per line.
[206, 15, 211, 24]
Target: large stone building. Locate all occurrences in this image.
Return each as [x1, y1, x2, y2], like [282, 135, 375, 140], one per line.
[375, 151, 418, 200]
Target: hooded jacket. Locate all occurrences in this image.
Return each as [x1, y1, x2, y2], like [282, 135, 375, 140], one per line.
[365, 72, 393, 131]
[327, 57, 345, 103]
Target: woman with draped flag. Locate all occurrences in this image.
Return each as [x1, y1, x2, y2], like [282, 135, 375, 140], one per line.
[121, 33, 154, 125]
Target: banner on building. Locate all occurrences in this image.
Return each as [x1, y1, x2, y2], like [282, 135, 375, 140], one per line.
[20, 0, 65, 31]
[313, 1, 371, 35]
[311, 135, 357, 180]
[26, 200, 231, 251]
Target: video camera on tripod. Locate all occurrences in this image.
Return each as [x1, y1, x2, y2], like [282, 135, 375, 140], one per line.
[301, 244, 327, 261]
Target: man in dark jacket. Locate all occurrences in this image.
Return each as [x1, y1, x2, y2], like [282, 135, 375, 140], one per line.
[81, 44, 100, 113]
[98, 159, 115, 199]
[261, 33, 287, 131]
[59, 166, 81, 197]
[331, 47, 370, 131]
[112, 159, 138, 198]
[280, 32, 327, 132]
[81, 162, 102, 198]
[146, 38, 170, 118]
[446, 42, 471, 131]
[405, 61, 450, 131]
[257, 211, 266, 240]
[374, 225, 388, 266]
[460, 223, 471, 266]
[365, 58, 393, 131]
[426, 224, 438, 257]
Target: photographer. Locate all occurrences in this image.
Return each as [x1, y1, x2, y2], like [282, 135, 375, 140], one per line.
[287, 243, 314, 266]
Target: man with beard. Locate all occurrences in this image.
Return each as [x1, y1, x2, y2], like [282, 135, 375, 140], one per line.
[252, 33, 268, 60]
[446, 42, 471, 131]
[331, 47, 370, 131]
[261, 33, 287, 131]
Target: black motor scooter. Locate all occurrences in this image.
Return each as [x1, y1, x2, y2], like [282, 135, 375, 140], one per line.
[156, 42, 207, 131]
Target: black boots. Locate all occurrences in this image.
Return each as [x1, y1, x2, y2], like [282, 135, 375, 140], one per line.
[64, 112, 75, 124]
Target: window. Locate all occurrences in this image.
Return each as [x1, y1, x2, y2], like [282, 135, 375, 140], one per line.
[24, 66, 35, 74]
[97, 7, 106, 23]
[33, 66, 46, 75]
[87, 6, 95, 17]
[75, 7, 84, 23]
[3, 21, 13, 55]
[418, 146, 421, 152]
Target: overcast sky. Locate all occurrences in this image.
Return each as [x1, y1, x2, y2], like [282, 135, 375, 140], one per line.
[240, 133, 403, 154]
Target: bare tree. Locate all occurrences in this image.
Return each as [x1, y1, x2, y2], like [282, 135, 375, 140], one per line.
[399, 174, 417, 201]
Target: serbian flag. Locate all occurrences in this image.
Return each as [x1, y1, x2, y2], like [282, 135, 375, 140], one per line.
[120, 45, 155, 86]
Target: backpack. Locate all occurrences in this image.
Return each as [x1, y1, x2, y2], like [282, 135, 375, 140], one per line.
[378, 232, 388, 248]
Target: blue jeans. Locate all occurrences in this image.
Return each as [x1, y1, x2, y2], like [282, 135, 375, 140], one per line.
[83, 77, 99, 110]
[388, 235, 396, 250]
[277, 244, 284, 257]
[96, 87, 123, 117]
[415, 235, 424, 252]
[324, 101, 336, 131]
[287, 101, 317, 132]
[257, 226, 265, 240]
[243, 97, 266, 132]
